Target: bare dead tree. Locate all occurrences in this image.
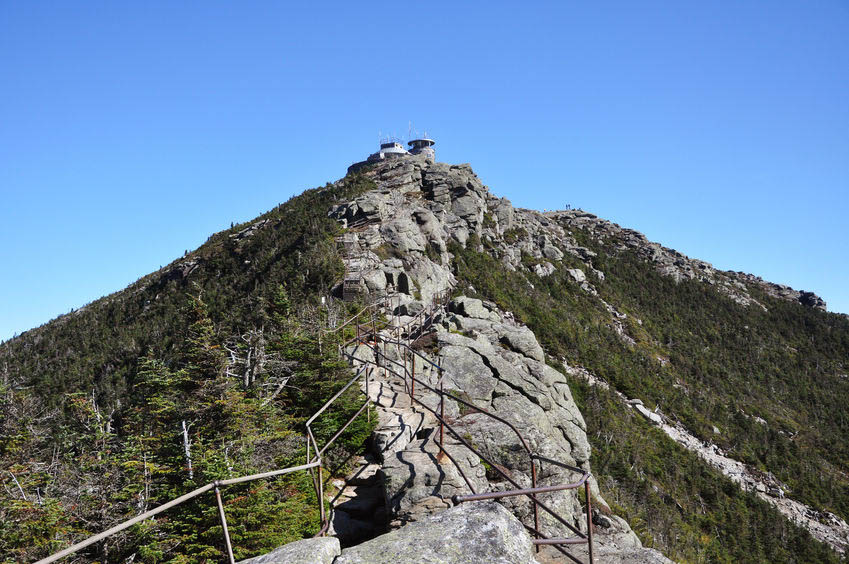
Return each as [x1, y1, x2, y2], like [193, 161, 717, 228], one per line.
[260, 358, 299, 407]
[224, 328, 268, 389]
[139, 451, 150, 513]
[181, 420, 193, 480]
[8, 471, 27, 501]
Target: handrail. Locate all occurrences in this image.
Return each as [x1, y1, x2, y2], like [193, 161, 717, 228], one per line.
[347, 347, 588, 541]
[378, 338, 535, 456]
[39, 325, 383, 563]
[33, 462, 320, 564]
[306, 364, 369, 428]
[38, 283, 595, 564]
[321, 296, 388, 336]
[341, 293, 594, 563]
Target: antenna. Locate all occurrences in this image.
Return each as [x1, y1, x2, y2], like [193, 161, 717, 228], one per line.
[408, 121, 412, 141]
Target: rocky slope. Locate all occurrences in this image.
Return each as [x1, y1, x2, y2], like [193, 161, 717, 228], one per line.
[329, 154, 825, 314]
[564, 361, 849, 553]
[319, 155, 679, 561]
[545, 210, 826, 311]
[313, 153, 844, 561]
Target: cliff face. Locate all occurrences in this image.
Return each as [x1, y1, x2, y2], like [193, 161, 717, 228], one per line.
[331, 155, 826, 314]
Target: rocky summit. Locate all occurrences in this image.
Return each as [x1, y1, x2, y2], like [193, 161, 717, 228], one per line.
[3, 152, 847, 564]
[243, 154, 843, 561]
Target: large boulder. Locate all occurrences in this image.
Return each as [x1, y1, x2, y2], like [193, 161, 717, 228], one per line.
[237, 537, 340, 564]
[437, 344, 498, 401]
[433, 315, 591, 535]
[334, 501, 540, 564]
[499, 326, 545, 362]
[448, 296, 500, 322]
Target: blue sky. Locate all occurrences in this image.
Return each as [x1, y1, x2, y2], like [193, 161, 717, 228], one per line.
[1, 2, 847, 341]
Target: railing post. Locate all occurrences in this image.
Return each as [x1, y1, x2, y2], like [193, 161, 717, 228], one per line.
[586, 481, 594, 564]
[366, 367, 371, 423]
[438, 369, 445, 458]
[410, 352, 415, 400]
[214, 485, 236, 564]
[318, 461, 326, 532]
[532, 458, 540, 549]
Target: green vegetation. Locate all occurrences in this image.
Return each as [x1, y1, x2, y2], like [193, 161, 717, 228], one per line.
[0, 175, 377, 562]
[449, 233, 849, 563]
[3, 164, 849, 563]
[573, 377, 841, 563]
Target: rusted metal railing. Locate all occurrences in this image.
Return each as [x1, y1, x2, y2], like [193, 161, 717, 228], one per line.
[342, 293, 594, 564]
[38, 285, 593, 563]
[34, 462, 320, 564]
[37, 302, 391, 563]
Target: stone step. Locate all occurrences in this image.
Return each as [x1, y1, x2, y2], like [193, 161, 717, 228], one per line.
[382, 434, 490, 527]
[367, 378, 413, 410]
[346, 460, 382, 487]
[372, 407, 430, 459]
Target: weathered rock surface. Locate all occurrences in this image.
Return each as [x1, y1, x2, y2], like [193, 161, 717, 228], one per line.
[237, 537, 340, 564]
[382, 433, 488, 526]
[327, 155, 667, 559]
[544, 209, 826, 311]
[538, 529, 675, 564]
[334, 501, 540, 564]
[433, 304, 593, 535]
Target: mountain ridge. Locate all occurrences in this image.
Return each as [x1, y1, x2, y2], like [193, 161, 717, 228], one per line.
[2, 154, 847, 563]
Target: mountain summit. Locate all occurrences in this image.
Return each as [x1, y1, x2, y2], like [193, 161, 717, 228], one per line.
[2, 153, 847, 563]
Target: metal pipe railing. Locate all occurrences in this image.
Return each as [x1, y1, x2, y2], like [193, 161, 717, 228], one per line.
[347, 349, 589, 542]
[34, 462, 320, 564]
[40, 283, 594, 563]
[343, 291, 593, 563]
[452, 479, 590, 504]
[350, 336, 545, 538]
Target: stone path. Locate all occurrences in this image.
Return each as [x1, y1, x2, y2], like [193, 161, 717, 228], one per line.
[328, 314, 484, 546]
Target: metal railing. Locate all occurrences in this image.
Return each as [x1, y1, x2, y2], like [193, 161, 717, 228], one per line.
[342, 299, 594, 563]
[306, 289, 452, 533]
[34, 463, 320, 564]
[37, 299, 393, 564]
[38, 287, 593, 563]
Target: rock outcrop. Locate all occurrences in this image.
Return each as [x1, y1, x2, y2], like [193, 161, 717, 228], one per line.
[323, 155, 672, 561]
[237, 537, 341, 564]
[334, 501, 540, 564]
[544, 209, 827, 311]
[331, 155, 823, 362]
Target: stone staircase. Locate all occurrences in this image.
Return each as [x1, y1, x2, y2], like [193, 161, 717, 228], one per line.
[326, 304, 487, 546]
